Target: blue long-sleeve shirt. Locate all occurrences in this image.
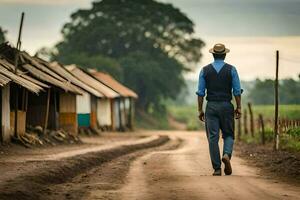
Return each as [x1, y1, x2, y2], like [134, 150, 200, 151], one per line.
[196, 59, 242, 97]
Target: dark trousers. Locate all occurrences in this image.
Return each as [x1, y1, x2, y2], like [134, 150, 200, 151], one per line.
[205, 101, 235, 170]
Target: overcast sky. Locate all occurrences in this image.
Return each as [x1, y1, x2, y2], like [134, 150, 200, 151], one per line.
[0, 0, 299, 80]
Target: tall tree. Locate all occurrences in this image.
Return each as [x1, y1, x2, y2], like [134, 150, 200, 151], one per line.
[0, 27, 6, 44]
[54, 0, 204, 111]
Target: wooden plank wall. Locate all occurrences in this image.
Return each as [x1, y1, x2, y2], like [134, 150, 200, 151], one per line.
[59, 92, 77, 135]
[10, 110, 26, 136]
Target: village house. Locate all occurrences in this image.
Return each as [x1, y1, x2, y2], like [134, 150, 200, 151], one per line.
[0, 57, 44, 142]
[89, 70, 138, 130]
[66, 65, 120, 131]
[49, 62, 103, 131]
[0, 43, 83, 138]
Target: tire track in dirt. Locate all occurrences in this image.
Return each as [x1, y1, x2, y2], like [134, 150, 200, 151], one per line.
[0, 135, 170, 200]
[46, 136, 183, 200]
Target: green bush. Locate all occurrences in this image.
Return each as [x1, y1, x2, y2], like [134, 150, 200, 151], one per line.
[286, 128, 300, 138]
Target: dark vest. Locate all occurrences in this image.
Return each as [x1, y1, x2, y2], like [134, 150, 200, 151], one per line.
[203, 63, 232, 102]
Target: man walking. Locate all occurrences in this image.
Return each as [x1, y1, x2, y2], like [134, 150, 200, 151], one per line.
[196, 43, 242, 176]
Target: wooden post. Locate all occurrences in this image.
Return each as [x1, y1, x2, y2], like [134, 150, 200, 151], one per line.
[110, 99, 115, 131]
[274, 50, 279, 151]
[118, 98, 123, 131]
[13, 12, 25, 138]
[43, 89, 51, 135]
[248, 102, 254, 137]
[128, 97, 132, 130]
[237, 116, 242, 141]
[243, 109, 248, 135]
[259, 114, 265, 145]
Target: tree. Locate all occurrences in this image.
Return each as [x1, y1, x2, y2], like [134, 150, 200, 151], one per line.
[119, 51, 185, 111]
[248, 79, 275, 104]
[0, 27, 7, 44]
[248, 78, 300, 105]
[53, 0, 204, 112]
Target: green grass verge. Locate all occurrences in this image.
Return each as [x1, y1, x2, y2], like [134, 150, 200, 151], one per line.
[240, 127, 300, 152]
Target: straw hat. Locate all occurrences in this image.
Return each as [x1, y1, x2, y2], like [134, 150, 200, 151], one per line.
[209, 43, 230, 54]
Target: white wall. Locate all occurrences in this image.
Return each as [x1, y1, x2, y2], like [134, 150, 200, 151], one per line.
[97, 99, 111, 126]
[113, 99, 120, 130]
[76, 92, 91, 114]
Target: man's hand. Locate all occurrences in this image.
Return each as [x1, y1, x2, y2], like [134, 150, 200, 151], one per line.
[234, 108, 242, 119]
[198, 110, 205, 122]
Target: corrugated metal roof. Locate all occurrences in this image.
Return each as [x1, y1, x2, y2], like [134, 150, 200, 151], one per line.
[21, 53, 65, 82]
[22, 63, 82, 94]
[89, 70, 138, 98]
[0, 57, 50, 88]
[0, 44, 82, 94]
[32, 57, 85, 95]
[0, 73, 10, 86]
[20, 74, 50, 88]
[66, 65, 119, 99]
[49, 62, 103, 98]
[0, 64, 43, 93]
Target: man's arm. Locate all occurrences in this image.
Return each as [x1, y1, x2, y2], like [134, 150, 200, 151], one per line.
[232, 67, 242, 119]
[196, 69, 206, 122]
[234, 95, 242, 119]
[198, 96, 205, 121]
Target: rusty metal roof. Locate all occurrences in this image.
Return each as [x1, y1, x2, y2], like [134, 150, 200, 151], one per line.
[66, 65, 119, 99]
[49, 62, 103, 98]
[89, 70, 138, 98]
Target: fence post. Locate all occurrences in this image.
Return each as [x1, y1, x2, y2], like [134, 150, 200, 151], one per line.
[248, 102, 255, 137]
[237, 116, 242, 141]
[259, 114, 265, 145]
[274, 50, 279, 151]
[243, 109, 248, 135]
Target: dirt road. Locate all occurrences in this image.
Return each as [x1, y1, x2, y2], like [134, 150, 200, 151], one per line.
[88, 131, 300, 200]
[0, 131, 299, 200]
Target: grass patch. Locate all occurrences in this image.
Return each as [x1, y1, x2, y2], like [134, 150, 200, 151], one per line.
[281, 128, 300, 151]
[252, 105, 300, 119]
[167, 105, 204, 130]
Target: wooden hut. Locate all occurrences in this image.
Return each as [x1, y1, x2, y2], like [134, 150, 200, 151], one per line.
[26, 56, 84, 135]
[66, 65, 120, 130]
[49, 62, 103, 130]
[0, 44, 82, 136]
[0, 58, 43, 142]
[89, 71, 138, 130]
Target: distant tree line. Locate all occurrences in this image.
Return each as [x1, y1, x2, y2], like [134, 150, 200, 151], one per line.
[248, 76, 300, 105]
[42, 0, 205, 114]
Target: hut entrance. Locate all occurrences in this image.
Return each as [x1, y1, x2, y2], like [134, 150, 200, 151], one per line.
[26, 88, 59, 131]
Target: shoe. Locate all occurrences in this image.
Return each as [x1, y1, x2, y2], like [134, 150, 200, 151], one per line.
[212, 169, 222, 176]
[222, 154, 232, 175]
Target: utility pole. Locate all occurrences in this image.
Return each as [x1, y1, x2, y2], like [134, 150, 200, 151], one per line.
[14, 12, 25, 138]
[274, 50, 279, 151]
